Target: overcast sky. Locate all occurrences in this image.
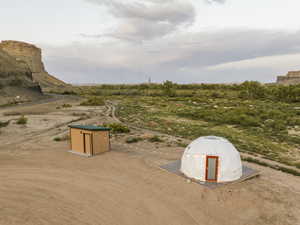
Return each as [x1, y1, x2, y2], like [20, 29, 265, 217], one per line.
[1, 0, 300, 84]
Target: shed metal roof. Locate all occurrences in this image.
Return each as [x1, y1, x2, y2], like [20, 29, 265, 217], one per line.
[69, 125, 111, 131]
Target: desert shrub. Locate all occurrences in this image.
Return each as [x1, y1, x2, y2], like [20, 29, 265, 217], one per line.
[285, 136, 300, 145]
[126, 136, 143, 143]
[264, 119, 286, 131]
[273, 85, 300, 103]
[210, 91, 224, 98]
[242, 157, 300, 176]
[238, 115, 261, 127]
[177, 142, 188, 147]
[238, 81, 267, 100]
[0, 101, 18, 107]
[72, 112, 87, 117]
[9, 78, 23, 86]
[294, 162, 300, 169]
[276, 166, 300, 176]
[92, 89, 103, 96]
[102, 123, 130, 133]
[148, 135, 163, 142]
[242, 157, 269, 167]
[3, 111, 22, 116]
[0, 120, 10, 128]
[80, 97, 105, 106]
[62, 103, 72, 108]
[16, 116, 27, 125]
[176, 107, 262, 128]
[162, 80, 177, 97]
[111, 90, 142, 96]
[53, 137, 61, 142]
[62, 90, 77, 95]
[138, 83, 150, 90]
[53, 134, 70, 142]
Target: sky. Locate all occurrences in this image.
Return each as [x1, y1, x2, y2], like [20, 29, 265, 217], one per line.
[1, 0, 300, 84]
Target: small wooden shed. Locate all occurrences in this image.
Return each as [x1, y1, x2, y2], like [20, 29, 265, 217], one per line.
[69, 125, 111, 156]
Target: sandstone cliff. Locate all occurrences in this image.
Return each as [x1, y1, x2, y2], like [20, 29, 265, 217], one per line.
[277, 71, 300, 85]
[0, 40, 67, 89]
[0, 48, 43, 105]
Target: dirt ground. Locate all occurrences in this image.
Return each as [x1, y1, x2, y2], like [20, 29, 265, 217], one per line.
[0, 98, 299, 225]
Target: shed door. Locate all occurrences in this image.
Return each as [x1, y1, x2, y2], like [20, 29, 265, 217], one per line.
[205, 156, 219, 182]
[83, 133, 93, 155]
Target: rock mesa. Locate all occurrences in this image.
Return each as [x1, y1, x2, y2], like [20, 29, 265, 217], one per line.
[0, 40, 67, 89]
[277, 71, 300, 85]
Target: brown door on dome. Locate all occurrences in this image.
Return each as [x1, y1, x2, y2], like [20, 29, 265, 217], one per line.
[205, 156, 219, 182]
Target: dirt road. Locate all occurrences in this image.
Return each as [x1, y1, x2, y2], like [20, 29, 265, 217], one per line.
[0, 99, 299, 225]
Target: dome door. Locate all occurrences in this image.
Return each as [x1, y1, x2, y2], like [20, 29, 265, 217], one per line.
[205, 156, 219, 182]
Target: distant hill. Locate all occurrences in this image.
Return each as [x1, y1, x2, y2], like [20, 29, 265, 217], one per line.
[0, 40, 68, 90]
[0, 48, 43, 105]
[277, 71, 300, 85]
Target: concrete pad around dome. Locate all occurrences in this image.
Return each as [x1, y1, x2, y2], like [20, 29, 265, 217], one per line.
[160, 160, 259, 188]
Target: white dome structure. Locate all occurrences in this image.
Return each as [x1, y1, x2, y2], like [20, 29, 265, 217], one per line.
[180, 136, 242, 182]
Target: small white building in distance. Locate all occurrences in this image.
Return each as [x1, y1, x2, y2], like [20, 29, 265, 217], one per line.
[180, 136, 242, 182]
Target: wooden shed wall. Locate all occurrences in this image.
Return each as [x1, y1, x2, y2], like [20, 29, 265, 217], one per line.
[70, 128, 110, 156]
[93, 131, 110, 154]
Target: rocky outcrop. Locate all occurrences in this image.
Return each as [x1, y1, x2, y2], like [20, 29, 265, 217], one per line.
[0, 48, 43, 105]
[0, 40, 67, 89]
[277, 71, 300, 85]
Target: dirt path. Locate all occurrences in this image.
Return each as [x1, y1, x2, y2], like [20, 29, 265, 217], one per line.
[0, 99, 299, 225]
[0, 93, 74, 110]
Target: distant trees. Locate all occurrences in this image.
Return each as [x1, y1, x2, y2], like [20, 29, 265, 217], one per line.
[238, 81, 266, 100]
[273, 85, 300, 103]
[162, 80, 177, 97]
[237, 81, 300, 103]
[55, 80, 300, 103]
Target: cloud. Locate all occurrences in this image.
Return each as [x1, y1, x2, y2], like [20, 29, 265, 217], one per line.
[206, 53, 300, 71]
[84, 0, 196, 41]
[151, 29, 300, 69]
[43, 29, 300, 84]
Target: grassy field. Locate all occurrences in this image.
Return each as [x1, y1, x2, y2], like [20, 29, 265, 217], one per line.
[51, 82, 300, 169]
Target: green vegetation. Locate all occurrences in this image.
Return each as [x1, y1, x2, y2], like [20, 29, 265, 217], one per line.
[0, 102, 18, 108]
[72, 112, 88, 117]
[177, 141, 188, 148]
[243, 157, 300, 177]
[102, 123, 130, 134]
[16, 116, 28, 125]
[9, 78, 23, 86]
[126, 136, 143, 143]
[0, 120, 10, 128]
[3, 111, 22, 116]
[61, 90, 77, 95]
[148, 135, 164, 143]
[162, 80, 177, 97]
[80, 96, 105, 106]
[116, 97, 299, 166]
[62, 103, 72, 108]
[53, 137, 62, 142]
[53, 134, 70, 142]
[50, 81, 300, 169]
